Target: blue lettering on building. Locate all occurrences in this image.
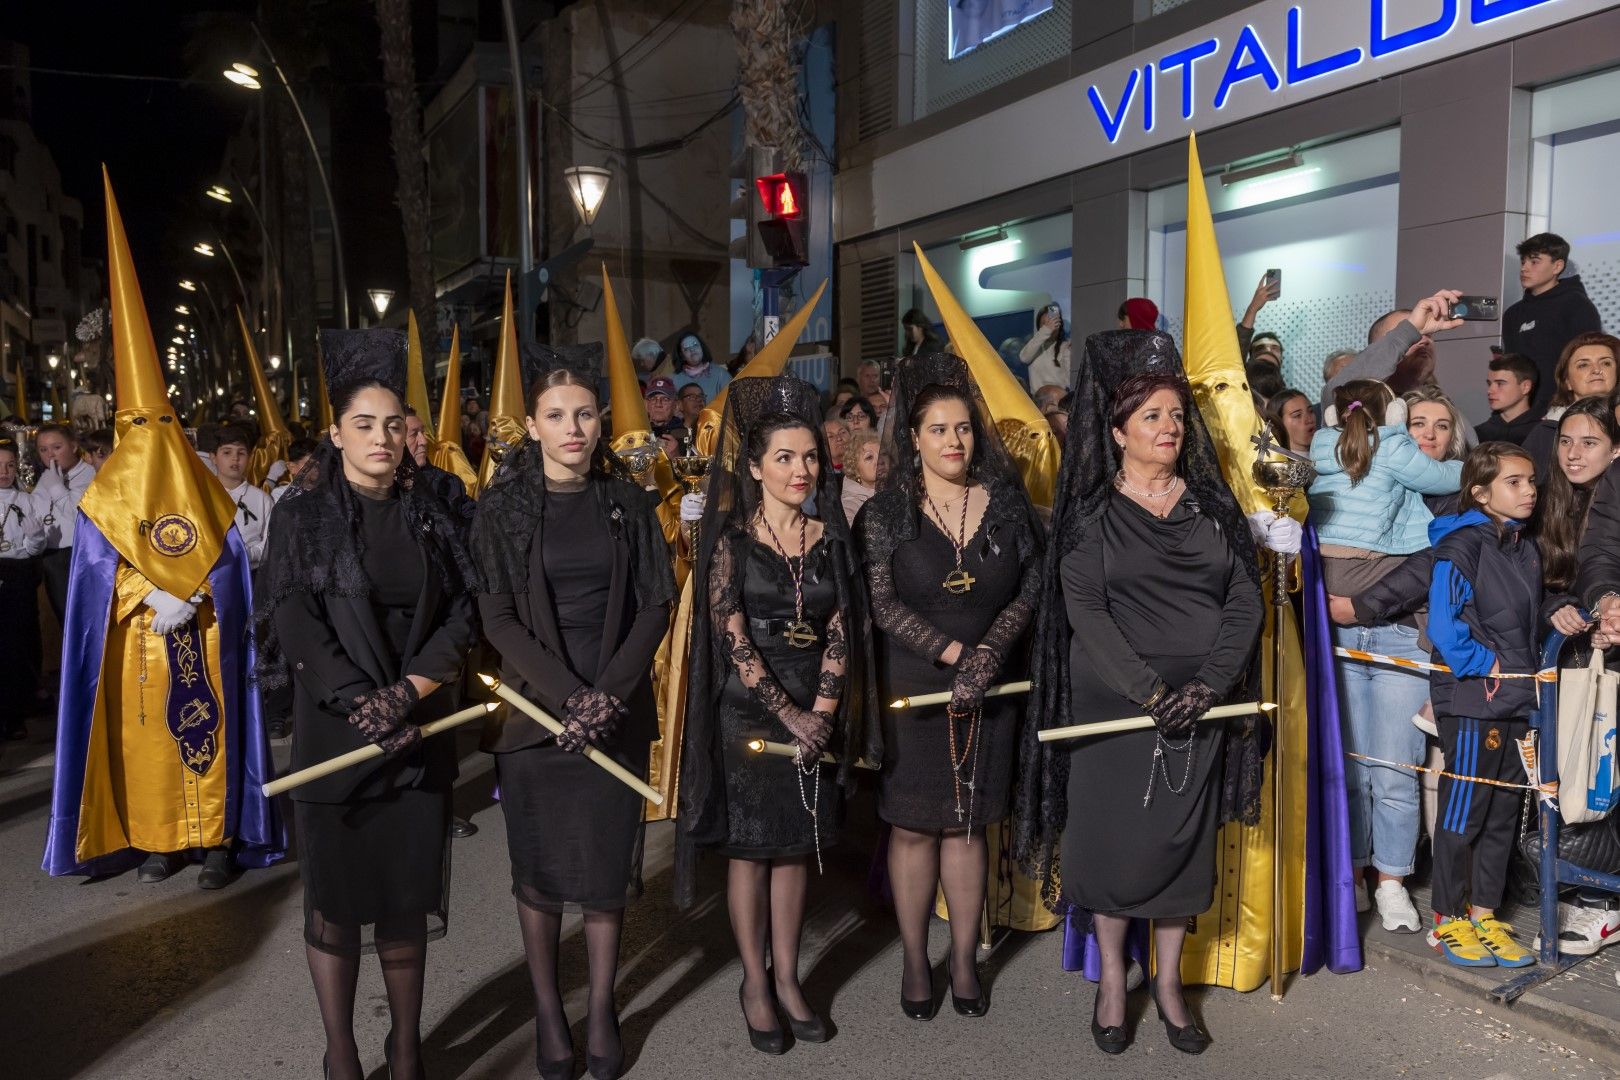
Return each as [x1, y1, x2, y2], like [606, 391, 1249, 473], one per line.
[1087, 67, 1140, 144]
[1087, 0, 1563, 140]
[1286, 7, 1363, 84]
[1370, 0, 1458, 59]
[1214, 25, 1282, 109]
[1160, 38, 1220, 121]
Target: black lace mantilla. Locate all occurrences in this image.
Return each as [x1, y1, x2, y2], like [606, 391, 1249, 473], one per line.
[254, 439, 478, 691]
[1013, 329, 1266, 911]
[858, 352, 1041, 567]
[675, 375, 881, 909]
[468, 440, 673, 610]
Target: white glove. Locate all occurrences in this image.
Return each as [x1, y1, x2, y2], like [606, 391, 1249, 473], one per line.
[144, 588, 198, 635]
[1246, 511, 1303, 556]
[679, 492, 705, 523]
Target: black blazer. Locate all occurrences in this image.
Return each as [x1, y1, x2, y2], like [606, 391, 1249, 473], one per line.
[278, 540, 478, 803]
[478, 508, 669, 754]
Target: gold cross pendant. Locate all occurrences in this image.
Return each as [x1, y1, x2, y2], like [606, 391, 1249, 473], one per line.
[942, 569, 975, 594]
[783, 620, 819, 649]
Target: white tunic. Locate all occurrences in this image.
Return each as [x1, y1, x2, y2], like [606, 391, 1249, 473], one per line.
[0, 488, 46, 559]
[33, 459, 93, 549]
[225, 480, 275, 568]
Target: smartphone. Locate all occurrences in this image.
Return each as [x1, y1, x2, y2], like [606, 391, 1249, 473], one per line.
[1264, 268, 1281, 298]
[1449, 295, 1499, 321]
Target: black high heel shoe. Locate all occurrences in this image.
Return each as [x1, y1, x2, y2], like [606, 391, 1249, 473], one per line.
[535, 1018, 576, 1080]
[770, 968, 829, 1043]
[587, 1011, 625, 1080]
[900, 984, 937, 1021]
[1149, 982, 1210, 1055]
[739, 984, 786, 1055]
[950, 971, 989, 1018]
[1090, 997, 1130, 1055]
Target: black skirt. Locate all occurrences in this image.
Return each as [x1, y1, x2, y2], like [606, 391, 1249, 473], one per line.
[496, 737, 650, 911]
[296, 787, 451, 955]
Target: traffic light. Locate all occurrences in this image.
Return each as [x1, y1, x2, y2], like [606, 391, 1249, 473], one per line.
[755, 170, 808, 267]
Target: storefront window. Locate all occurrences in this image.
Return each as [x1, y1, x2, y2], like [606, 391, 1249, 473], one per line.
[1145, 128, 1400, 401]
[919, 211, 1072, 386]
[1528, 67, 1620, 332]
[948, 0, 1054, 58]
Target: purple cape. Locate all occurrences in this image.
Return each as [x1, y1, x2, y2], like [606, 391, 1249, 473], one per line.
[42, 514, 284, 876]
[1063, 527, 1362, 977]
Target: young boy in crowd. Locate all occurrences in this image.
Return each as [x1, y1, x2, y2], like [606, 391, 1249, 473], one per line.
[1475, 353, 1541, 446]
[1423, 443, 1544, 969]
[211, 425, 273, 569]
[1502, 233, 1603, 410]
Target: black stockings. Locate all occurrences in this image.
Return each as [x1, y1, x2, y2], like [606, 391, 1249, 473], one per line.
[516, 901, 625, 1066]
[1092, 915, 1192, 1028]
[889, 826, 985, 1000]
[727, 856, 815, 1031]
[305, 914, 427, 1080]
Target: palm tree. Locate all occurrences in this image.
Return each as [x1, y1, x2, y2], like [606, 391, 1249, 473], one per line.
[373, 0, 434, 339]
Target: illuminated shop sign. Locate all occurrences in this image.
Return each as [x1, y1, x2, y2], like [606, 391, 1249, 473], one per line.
[863, 0, 1615, 236]
[1089, 0, 1561, 142]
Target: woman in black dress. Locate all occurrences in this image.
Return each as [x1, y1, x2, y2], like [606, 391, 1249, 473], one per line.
[856, 353, 1041, 1020]
[470, 362, 675, 1080]
[677, 376, 878, 1054]
[258, 330, 477, 1080]
[1018, 332, 1266, 1057]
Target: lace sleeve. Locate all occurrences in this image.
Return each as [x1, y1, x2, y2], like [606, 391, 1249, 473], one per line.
[977, 545, 1041, 659]
[866, 553, 952, 662]
[813, 607, 847, 713]
[709, 532, 795, 715]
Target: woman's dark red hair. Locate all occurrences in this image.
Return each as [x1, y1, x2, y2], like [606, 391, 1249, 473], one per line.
[1109, 372, 1190, 432]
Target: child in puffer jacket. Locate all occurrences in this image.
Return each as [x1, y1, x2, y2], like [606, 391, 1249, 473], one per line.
[1308, 379, 1463, 930]
[1424, 442, 1545, 969]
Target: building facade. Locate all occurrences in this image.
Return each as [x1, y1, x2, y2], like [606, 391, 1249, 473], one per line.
[833, 0, 1620, 419]
[0, 41, 87, 420]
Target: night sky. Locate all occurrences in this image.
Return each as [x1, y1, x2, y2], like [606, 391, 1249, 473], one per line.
[5, 2, 258, 315]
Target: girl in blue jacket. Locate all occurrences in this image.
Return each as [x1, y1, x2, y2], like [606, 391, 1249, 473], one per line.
[1424, 442, 1543, 969]
[1308, 380, 1462, 931]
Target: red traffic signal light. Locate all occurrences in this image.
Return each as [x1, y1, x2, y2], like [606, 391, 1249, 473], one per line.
[755, 172, 805, 219]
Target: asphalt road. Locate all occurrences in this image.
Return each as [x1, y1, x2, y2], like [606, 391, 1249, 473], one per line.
[1, 729, 1610, 1080]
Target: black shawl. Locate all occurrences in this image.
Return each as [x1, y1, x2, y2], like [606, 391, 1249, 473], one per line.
[1012, 329, 1268, 909]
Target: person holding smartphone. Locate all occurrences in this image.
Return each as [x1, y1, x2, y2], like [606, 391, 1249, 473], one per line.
[1019, 302, 1071, 392]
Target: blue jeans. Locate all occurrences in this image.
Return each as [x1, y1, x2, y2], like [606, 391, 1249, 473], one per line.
[1334, 623, 1430, 878]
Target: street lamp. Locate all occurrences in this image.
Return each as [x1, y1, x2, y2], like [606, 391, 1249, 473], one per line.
[179, 279, 197, 292]
[206, 185, 233, 204]
[563, 165, 612, 226]
[175, 304, 190, 315]
[269, 355, 282, 371]
[223, 62, 261, 89]
[47, 353, 59, 371]
[194, 242, 215, 257]
[367, 288, 395, 319]
[227, 25, 351, 328]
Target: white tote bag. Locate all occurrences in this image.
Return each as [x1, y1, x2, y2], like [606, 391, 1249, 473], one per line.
[1557, 650, 1619, 824]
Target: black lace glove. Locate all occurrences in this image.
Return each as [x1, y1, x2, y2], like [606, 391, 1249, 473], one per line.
[1150, 678, 1219, 737]
[780, 705, 834, 759]
[557, 685, 627, 753]
[948, 647, 1001, 716]
[348, 678, 421, 754]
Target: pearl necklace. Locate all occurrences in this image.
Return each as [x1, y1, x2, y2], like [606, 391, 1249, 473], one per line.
[1115, 469, 1180, 501]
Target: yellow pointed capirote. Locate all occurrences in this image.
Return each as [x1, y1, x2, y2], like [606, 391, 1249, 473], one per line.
[1178, 131, 1307, 991]
[603, 265, 653, 441]
[314, 353, 334, 431]
[427, 324, 479, 496]
[406, 309, 437, 440]
[81, 168, 236, 600]
[236, 306, 291, 486]
[479, 271, 527, 488]
[693, 278, 827, 457]
[911, 243, 1059, 508]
